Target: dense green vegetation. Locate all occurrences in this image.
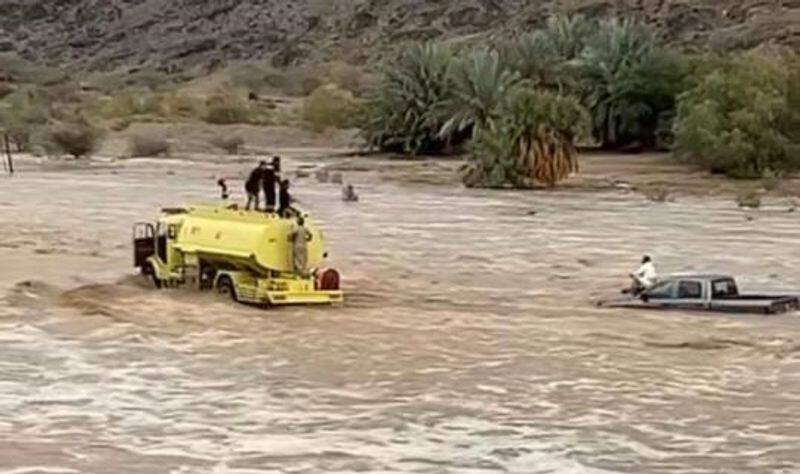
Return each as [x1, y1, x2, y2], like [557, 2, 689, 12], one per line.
[362, 43, 456, 155]
[362, 14, 799, 187]
[673, 53, 800, 178]
[1, 17, 798, 182]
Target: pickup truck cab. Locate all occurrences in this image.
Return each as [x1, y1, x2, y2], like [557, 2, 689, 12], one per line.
[599, 274, 799, 315]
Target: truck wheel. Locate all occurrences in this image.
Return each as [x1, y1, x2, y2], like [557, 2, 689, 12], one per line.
[217, 276, 238, 302]
[145, 263, 162, 289]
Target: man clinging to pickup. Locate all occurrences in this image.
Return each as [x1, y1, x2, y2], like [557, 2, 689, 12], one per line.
[629, 255, 658, 295]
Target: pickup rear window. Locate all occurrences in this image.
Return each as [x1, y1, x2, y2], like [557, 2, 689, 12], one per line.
[712, 279, 739, 298]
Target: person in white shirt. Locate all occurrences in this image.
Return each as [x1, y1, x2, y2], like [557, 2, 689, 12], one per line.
[629, 255, 658, 295]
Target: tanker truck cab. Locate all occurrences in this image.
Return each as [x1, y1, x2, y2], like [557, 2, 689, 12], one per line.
[133, 205, 343, 307]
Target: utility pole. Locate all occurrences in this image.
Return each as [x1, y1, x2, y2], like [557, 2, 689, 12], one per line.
[3, 132, 13, 174]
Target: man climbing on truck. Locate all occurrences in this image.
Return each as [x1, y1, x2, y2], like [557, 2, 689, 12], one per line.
[245, 161, 268, 210]
[278, 178, 293, 217]
[262, 163, 278, 212]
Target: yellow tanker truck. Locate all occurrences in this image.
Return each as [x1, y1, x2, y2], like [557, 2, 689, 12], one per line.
[133, 205, 343, 306]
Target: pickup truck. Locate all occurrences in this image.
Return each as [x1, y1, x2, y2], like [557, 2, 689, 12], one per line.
[598, 274, 800, 315]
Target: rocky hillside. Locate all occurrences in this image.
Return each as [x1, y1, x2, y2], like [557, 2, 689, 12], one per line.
[0, 0, 798, 76]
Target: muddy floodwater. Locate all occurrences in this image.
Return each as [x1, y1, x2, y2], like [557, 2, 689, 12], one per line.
[1, 156, 800, 474]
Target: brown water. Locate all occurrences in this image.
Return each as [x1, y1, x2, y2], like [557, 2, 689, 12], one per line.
[1, 158, 800, 473]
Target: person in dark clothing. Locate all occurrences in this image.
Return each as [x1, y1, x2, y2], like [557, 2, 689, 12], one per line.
[271, 156, 281, 174]
[245, 161, 268, 210]
[278, 179, 292, 217]
[262, 164, 277, 212]
[217, 178, 230, 200]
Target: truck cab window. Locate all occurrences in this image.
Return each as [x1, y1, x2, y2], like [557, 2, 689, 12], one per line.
[678, 281, 702, 299]
[712, 279, 738, 299]
[646, 281, 676, 299]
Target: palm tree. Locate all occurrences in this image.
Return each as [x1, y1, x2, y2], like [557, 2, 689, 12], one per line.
[439, 49, 521, 140]
[467, 89, 590, 188]
[574, 17, 682, 149]
[504, 14, 593, 90]
[362, 42, 456, 155]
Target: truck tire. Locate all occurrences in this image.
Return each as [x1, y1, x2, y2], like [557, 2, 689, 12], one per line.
[217, 276, 238, 302]
[145, 263, 162, 289]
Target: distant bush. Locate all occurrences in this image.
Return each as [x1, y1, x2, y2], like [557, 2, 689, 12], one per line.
[103, 90, 159, 118]
[302, 84, 361, 132]
[46, 119, 102, 158]
[737, 190, 762, 209]
[203, 93, 250, 124]
[157, 92, 204, 119]
[0, 82, 14, 100]
[128, 133, 170, 157]
[0, 88, 49, 152]
[673, 53, 800, 178]
[324, 61, 376, 96]
[209, 134, 244, 154]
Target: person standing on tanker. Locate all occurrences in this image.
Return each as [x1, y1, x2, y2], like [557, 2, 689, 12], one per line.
[291, 216, 313, 275]
[262, 163, 278, 212]
[629, 255, 658, 295]
[245, 161, 268, 210]
[278, 179, 292, 217]
[272, 155, 282, 174]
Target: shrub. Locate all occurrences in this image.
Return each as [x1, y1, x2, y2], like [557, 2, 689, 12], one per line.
[302, 84, 360, 132]
[0, 88, 49, 152]
[209, 135, 245, 154]
[128, 133, 170, 157]
[0, 82, 14, 100]
[737, 190, 762, 209]
[203, 92, 250, 124]
[362, 42, 456, 155]
[103, 90, 159, 118]
[46, 119, 102, 158]
[673, 53, 800, 178]
[157, 92, 204, 119]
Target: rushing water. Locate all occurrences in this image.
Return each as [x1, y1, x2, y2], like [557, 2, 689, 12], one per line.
[1, 158, 800, 473]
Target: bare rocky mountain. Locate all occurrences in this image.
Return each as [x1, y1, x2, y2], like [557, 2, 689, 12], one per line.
[0, 0, 798, 76]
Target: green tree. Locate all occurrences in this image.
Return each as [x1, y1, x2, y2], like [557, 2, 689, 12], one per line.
[674, 53, 800, 178]
[504, 14, 593, 90]
[0, 88, 48, 152]
[466, 89, 590, 188]
[362, 42, 456, 155]
[439, 49, 521, 140]
[575, 18, 685, 149]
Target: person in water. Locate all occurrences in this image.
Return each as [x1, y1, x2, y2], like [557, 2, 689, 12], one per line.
[342, 183, 359, 202]
[291, 216, 313, 275]
[278, 179, 292, 216]
[271, 155, 282, 174]
[629, 255, 658, 295]
[245, 161, 268, 210]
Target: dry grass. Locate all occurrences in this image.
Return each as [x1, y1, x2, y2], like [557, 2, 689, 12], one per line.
[128, 133, 171, 157]
[302, 84, 361, 132]
[209, 134, 245, 154]
[46, 120, 102, 158]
